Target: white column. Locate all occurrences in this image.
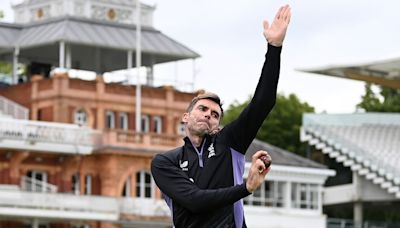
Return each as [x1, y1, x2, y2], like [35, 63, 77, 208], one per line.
[32, 218, 39, 228]
[353, 171, 363, 228]
[65, 43, 71, 69]
[59, 41, 65, 69]
[285, 181, 291, 209]
[127, 50, 133, 84]
[127, 50, 133, 69]
[146, 56, 154, 86]
[135, 0, 142, 133]
[318, 184, 323, 213]
[354, 202, 363, 228]
[13, 46, 19, 84]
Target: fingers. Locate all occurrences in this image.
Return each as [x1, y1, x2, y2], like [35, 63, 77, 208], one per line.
[282, 5, 291, 24]
[251, 150, 268, 163]
[274, 5, 284, 20]
[276, 4, 291, 24]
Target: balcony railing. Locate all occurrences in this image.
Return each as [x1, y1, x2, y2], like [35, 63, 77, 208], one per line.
[20, 176, 58, 193]
[0, 188, 118, 221]
[104, 130, 182, 149]
[0, 118, 102, 154]
[0, 95, 29, 119]
[0, 187, 170, 221]
[118, 197, 171, 217]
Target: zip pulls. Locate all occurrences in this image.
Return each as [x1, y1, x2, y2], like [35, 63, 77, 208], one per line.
[190, 138, 207, 168]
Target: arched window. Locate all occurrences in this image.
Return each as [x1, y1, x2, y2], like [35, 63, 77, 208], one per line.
[153, 116, 162, 134]
[141, 115, 150, 133]
[106, 111, 115, 129]
[27, 170, 48, 192]
[85, 174, 92, 195]
[122, 175, 131, 197]
[71, 173, 80, 195]
[119, 112, 128, 130]
[74, 109, 87, 126]
[136, 171, 153, 198]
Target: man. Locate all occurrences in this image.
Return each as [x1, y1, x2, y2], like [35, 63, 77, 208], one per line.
[151, 4, 291, 228]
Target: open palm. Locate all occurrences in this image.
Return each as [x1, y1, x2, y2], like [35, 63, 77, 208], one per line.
[263, 5, 291, 47]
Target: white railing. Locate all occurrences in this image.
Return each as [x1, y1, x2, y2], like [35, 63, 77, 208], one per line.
[118, 197, 171, 217]
[0, 96, 29, 119]
[0, 118, 102, 154]
[20, 176, 58, 193]
[0, 190, 118, 221]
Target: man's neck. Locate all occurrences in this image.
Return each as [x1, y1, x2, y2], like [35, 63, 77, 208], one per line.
[187, 134, 204, 147]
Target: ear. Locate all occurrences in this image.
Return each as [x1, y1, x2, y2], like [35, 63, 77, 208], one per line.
[182, 112, 189, 123]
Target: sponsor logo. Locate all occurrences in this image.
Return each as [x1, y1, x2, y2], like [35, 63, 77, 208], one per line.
[179, 160, 188, 171]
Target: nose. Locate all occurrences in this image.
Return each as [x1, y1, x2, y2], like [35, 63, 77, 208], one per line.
[204, 110, 211, 119]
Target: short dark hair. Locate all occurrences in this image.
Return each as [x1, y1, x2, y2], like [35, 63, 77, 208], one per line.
[186, 92, 224, 119]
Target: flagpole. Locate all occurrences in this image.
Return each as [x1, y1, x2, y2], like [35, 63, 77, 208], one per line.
[135, 0, 142, 133]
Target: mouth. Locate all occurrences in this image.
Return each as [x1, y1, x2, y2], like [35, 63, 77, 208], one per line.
[197, 120, 210, 128]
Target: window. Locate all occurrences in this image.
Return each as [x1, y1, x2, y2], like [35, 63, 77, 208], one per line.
[119, 112, 128, 130]
[74, 109, 87, 126]
[141, 115, 150, 133]
[106, 111, 115, 129]
[153, 116, 162, 133]
[85, 174, 92, 195]
[291, 182, 319, 210]
[122, 175, 131, 197]
[136, 171, 153, 198]
[27, 170, 48, 192]
[72, 173, 80, 195]
[244, 180, 285, 208]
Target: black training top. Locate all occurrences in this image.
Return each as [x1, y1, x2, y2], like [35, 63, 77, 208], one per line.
[151, 44, 282, 228]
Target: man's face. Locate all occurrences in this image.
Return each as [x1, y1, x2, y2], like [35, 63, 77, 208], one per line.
[182, 99, 221, 136]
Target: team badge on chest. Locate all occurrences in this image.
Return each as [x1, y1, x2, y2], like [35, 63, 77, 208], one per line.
[207, 143, 216, 158]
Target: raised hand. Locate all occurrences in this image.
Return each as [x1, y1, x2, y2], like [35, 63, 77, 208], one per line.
[263, 4, 291, 47]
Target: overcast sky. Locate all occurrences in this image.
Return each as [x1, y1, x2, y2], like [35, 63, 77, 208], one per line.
[2, 0, 400, 113]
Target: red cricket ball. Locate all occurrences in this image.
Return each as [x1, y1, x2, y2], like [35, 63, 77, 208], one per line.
[260, 155, 272, 168]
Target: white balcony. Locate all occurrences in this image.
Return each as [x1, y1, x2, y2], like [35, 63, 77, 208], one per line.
[0, 186, 170, 222]
[0, 95, 29, 119]
[0, 118, 101, 154]
[0, 187, 118, 221]
[118, 197, 171, 217]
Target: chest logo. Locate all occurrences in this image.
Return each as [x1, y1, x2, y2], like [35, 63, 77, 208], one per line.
[208, 143, 216, 158]
[179, 160, 189, 171]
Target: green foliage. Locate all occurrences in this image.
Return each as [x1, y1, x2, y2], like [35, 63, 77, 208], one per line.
[0, 61, 12, 74]
[357, 83, 400, 112]
[222, 93, 315, 155]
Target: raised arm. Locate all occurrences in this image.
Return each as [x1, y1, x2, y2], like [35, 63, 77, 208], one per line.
[223, 5, 291, 153]
[151, 150, 270, 213]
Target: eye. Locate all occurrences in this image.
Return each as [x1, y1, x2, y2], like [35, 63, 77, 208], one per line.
[211, 112, 220, 119]
[198, 105, 207, 111]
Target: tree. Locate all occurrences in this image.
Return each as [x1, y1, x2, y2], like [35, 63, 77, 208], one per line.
[357, 83, 400, 112]
[222, 93, 315, 156]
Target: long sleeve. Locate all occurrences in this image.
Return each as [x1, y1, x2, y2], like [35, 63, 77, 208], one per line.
[224, 44, 282, 153]
[151, 153, 251, 213]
